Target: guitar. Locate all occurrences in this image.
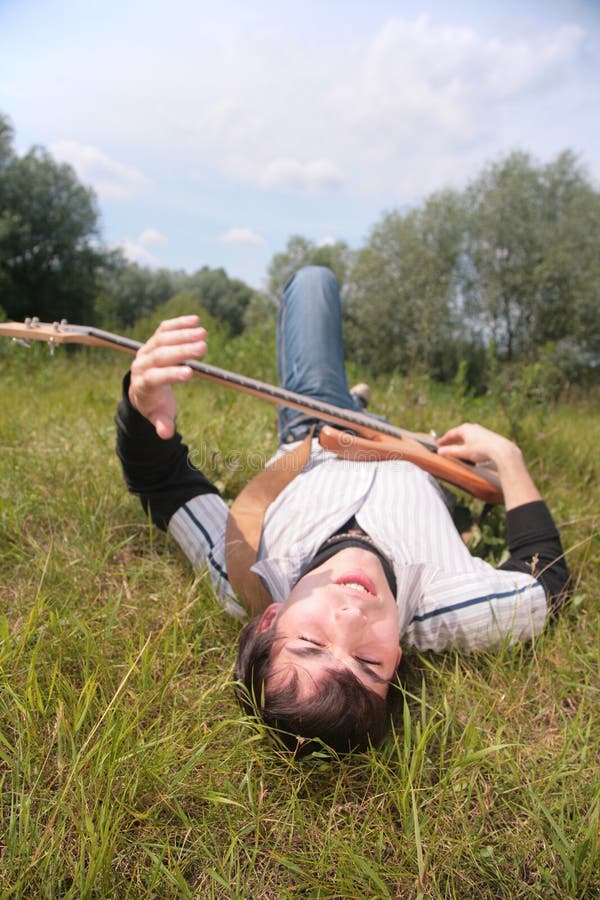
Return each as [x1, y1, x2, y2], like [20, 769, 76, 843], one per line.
[0, 318, 503, 504]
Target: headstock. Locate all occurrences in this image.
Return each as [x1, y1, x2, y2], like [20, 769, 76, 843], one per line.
[0, 319, 139, 354]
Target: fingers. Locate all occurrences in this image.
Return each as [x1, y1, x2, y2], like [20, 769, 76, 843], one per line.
[132, 319, 208, 379]
[437, 423, 491, 464]
[152, 318, 207, 347]
[437, 423, 518, 469]
[132, 364, 193, 391]
[127, 317, 208, 437]
[436, 423, 475, 454]
[138, 323, 208, 362]
[156, 315, 201, 332]
[133, 339, 207, 372]
[437, 442, 477, 461]
[436, 425, 468, 448]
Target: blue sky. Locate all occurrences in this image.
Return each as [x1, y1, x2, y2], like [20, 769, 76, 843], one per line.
[1, 0, 598, 289]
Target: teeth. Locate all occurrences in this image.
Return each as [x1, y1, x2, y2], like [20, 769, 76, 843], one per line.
[343, 581, 369, 592]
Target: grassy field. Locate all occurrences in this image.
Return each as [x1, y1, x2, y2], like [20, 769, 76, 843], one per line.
[0, 336, 598, 899]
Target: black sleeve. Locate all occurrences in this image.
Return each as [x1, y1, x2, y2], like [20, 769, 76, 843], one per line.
[499, 500, 570, 614]
[115, 372, 220, 530]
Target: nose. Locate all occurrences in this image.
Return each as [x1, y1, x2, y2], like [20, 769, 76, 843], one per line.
[334, 604, 367, 625]
[327, 606, 366, 660]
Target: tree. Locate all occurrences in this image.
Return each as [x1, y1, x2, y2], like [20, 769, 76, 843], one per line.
[537, 152, 600, 359]
[97, 256, 188, 328]
[267, 235, 354, 302]
[465, 150, 600, 361]
[242, 290, 277, 333]
[345, 190, 467, 376]
[0, 115, 17, 314]
[187, 266, 254, 335]
[0, 114, 13, 168]
[0, 117, 104, 324]
[130, 289, 226, 347]
[97, 257, 259, 334]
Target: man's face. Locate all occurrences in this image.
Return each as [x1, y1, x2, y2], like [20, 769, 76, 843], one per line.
[257, 547, 402, 699]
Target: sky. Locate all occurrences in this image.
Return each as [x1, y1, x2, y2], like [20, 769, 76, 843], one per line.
[1, 0, 599, 290]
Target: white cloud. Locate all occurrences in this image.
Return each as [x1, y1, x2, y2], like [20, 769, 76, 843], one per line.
[37, 13, 587, 208]
[318, 235, 336, 247]
[484, 23, 584, 97]
[324, 17, 586, 192]
[220, 227, 264, 246]
[137, 227, 167, 246]
[330, 17, 585, 123]
[169, 16, 584, 200]
[218, 154, 344, 193]
[260, 158, 343, 192]
[119, 228, 168, 266]
[49, 139, 148, 198]
[13, 6, 590, 264]
[120, 239, 156, 266]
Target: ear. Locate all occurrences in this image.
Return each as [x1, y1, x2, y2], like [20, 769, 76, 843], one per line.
[395, 646, 402, 669]
[255, 603, 280, 635]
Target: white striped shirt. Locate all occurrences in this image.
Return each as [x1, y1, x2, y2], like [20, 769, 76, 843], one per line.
[169, 439, 548, 652]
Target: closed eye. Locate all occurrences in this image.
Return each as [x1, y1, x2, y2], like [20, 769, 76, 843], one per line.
[286, 644, 388, 685]
[300, 638, 380, 667]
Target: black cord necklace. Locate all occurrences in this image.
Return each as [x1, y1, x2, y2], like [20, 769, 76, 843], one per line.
[298, 518, 397, 596]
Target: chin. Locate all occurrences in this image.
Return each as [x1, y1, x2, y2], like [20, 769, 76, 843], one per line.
[333, 547, 381, 567]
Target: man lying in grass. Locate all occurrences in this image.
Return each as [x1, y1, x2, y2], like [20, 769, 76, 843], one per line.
[116, 266, 570, 755]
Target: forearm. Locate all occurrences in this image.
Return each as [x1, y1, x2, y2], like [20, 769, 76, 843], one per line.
[492, 443, 542, 510]
[491, 448, 569, 609]
[436, 423, 570, 612]
[115, 373, 220, 529]
[501, 500, 570, 613]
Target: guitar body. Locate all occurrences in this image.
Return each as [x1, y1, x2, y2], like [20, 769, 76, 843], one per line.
[0, 318, 503, 505]
[318, 427, 501, 504]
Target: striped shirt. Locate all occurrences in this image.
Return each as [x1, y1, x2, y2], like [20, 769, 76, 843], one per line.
[168, 438, 549, 653]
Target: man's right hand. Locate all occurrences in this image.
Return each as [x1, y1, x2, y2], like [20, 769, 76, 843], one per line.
[128, 315, 208, 439]
[437, 422, 542, 510]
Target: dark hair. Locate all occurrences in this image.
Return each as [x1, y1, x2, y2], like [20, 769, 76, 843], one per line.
[234, 616, 401, 756]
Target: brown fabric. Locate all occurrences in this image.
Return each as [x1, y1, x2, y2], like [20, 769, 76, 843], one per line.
[225, 428, 314, 615]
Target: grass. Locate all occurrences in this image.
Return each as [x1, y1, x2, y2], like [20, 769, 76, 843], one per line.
[0, 337, 598, 898]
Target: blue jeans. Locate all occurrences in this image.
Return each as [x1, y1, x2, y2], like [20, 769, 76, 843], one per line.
[277, 266, 374, 443]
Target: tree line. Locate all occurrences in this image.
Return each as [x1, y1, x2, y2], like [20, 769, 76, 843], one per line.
[268, 152, 600, 388]
[2, 110, 599, 390]
[0, 113, 257, 337]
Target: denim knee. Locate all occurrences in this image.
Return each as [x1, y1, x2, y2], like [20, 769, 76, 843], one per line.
[284, 265, 337, 298]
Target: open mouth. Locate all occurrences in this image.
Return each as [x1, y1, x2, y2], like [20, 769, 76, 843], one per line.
[335, 571, 377, 596]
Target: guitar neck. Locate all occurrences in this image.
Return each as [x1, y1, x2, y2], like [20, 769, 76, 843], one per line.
[0, 318, 503, 503]
[0, 320, 437, 449]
